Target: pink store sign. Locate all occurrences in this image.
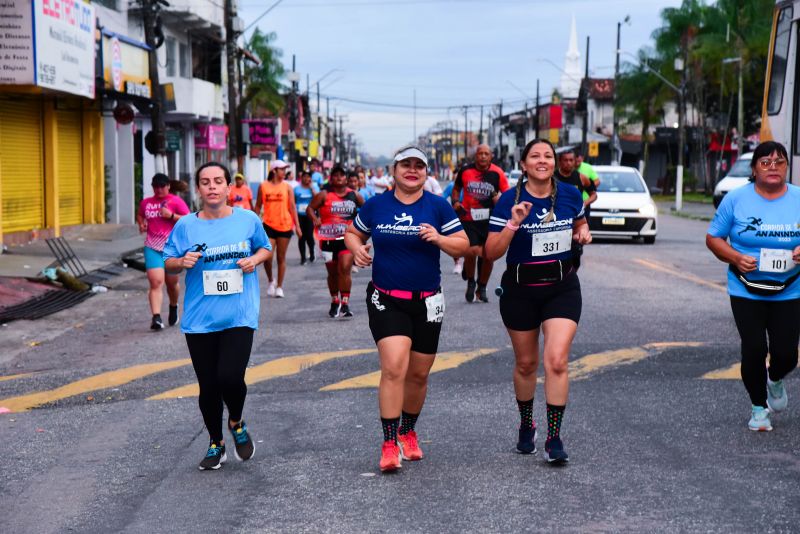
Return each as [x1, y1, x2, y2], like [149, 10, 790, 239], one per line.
[195, 124, 227, 150]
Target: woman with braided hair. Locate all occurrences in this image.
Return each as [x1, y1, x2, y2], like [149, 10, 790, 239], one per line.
[485, 138, 591, 464]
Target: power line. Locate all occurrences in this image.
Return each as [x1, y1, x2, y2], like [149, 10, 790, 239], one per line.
[322, 93, 528, 111]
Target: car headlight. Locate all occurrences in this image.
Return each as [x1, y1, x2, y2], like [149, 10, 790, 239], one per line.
[638, 203, 657, 217]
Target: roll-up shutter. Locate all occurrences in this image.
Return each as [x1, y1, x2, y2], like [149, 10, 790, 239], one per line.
[0, 100, 44, 233]
[56, 110, 83, 226]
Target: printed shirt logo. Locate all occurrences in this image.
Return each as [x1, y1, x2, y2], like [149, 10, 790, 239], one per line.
[738, 217, 763, 236]
[203, 241, 252, 265]
[331, 199, 357, 216]
[535, 208, 555, 222]
[739, 216, 800, 239]
[376, 212, 423, 234]
[394, 213, 414, 225]
[465, 181, 496, 200]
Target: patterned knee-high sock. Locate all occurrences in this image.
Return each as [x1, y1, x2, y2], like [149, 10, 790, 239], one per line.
[546, 403, 565, 440]
[381, 417, 400, 443]
[399, 411, 419, 435]
[517, 398, 534, 429]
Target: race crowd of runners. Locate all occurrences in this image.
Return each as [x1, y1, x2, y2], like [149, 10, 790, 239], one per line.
[136, 139, 799, 472]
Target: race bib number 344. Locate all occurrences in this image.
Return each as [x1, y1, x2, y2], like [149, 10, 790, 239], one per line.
[203, 269, 244, 296]
[532, 229, 572, 257]
[425, 293, 445, 323]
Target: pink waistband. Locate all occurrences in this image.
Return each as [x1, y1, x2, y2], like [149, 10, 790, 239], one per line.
[372, 283, 437, 300]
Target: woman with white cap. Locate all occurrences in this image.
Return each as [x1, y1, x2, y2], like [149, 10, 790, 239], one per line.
[345, 144, 469, 473]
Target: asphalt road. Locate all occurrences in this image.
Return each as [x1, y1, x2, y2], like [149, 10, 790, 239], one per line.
[1, 211, 798, 533]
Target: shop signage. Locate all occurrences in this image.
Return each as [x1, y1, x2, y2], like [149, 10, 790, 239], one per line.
[102, 32, 151, 98]
[166, 130, 182, 152]
[0, 0, 34, 85]
[195, 124, 227, 150]
[244, 119, 278, 145]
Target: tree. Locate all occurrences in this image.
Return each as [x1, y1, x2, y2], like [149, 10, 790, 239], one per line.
[238, 29, 286, 125]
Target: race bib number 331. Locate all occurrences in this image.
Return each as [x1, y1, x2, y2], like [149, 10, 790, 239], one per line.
[532, 229, 572, 257]
[203, 269, 244, 296]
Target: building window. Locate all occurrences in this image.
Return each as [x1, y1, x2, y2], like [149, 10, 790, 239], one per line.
[166, 37, 177, 77]
[179, 43, 190, 78]
[192, 39, 222, 85]
[94, 0, 118, 10]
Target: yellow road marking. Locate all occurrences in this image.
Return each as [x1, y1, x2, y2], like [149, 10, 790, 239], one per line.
[634, 259, 726, 293]
[149, 349, 375, 400]
[0, 359, 191, 413]
[319, 348, 498, 391]
[702, 362, 741, 380]
[0, 372, 33, 383]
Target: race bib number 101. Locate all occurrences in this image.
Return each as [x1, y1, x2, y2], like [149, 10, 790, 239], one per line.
[203, 269, 244, 296]
[760, 248, 794, 273]
[532, 229, 572, 257]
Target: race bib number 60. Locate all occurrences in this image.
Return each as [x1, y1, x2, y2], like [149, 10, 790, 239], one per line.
[203, 269, 244, 296]
[425, 292, 445, 323]
[532, 229, 572, 257]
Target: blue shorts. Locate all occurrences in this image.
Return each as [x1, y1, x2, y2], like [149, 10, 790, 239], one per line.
[144, 246, 165, 270]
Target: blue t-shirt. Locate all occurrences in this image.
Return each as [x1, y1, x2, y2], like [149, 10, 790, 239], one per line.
[294, 185, 316, 215]
[311, 172, 324, 189]
[358, 186, 374, 202]
[708, 183, 800, 300]
[354, 191, 462, 291]
[163, 208, 271, 333]
[489, 180, 585, 264]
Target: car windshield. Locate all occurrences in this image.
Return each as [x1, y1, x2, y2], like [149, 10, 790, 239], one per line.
[596, 171, 646, 193]
[725, 157, 752, 178]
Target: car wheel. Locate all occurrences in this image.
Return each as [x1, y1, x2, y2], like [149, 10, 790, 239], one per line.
[643, 236, 656, 244]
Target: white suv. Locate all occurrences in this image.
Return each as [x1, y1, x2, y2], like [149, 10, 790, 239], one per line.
[713, 153, 752, 208]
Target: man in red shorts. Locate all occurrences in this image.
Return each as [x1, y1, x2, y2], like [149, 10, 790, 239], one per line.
[451, 144, 509, 302]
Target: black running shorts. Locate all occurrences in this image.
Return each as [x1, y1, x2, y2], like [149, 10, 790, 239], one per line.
[461, 220, 490, 247]
[263, 223, 293, 239]
[320, 239, 350, 261]
[365, 282, 443, 354]
[499, 270, 582, 331]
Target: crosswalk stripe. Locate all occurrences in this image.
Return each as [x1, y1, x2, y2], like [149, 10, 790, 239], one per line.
[319, 348, 498, 391]
[0, 359, 191, 413]
[0, 372, 34, 383]
[702, 363, 741, 380]
[634, 259, 726, 293]
[148, 349, 375, 400]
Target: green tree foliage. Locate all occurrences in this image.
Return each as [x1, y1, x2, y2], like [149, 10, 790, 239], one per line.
[239, 29, 286, 117]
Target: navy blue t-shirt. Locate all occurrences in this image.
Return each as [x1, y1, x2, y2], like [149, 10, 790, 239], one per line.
[489, 181, 585, 264]
[354, 191, 462, 291]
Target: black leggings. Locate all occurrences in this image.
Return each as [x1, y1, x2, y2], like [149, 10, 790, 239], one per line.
[730, 296, 800, 407]
[185, 327, 254, 442]
[297, 215, 315, 262]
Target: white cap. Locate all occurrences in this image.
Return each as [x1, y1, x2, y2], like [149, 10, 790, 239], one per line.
[393, 146, 428, 167]
[271, 160, 289, 169]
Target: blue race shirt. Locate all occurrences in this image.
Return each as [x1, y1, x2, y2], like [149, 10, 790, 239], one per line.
[311, 172, 324, 189]
[708, 182, 800, 300]
[163, 208, 271, 333]
[354, 191, 462, 291]
[358, 186, 374, 202]
[489, 180, 585, 264]
[294, 185, 316, 216]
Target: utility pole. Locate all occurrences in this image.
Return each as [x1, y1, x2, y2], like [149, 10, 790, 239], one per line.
[413, 89, 417, 141]
[479, 105, 484, 144]
[737, 54, 744, 157]
[333, 108, 337, 163]
[326, 96, 330, 161]
[498, 101, 504, 166]
[339, 115, 344, 165]
[676, 54, 687, 211]
[141, 0, 167, 173]
[581, 35, 590, 157]
[289, 55, 299, 173]
[316, 82, 321, 155]
[612, 21, 621, 165]
[535, 80, 540, 139]
[224, 0, 239, 170]
[463, 106, 468, 160]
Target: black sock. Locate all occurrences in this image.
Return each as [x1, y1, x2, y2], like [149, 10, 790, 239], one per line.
[399, 411, 419, 435]
[517, 398, 534, 429]
[546, 403, 565, 440]
[153, 313, 162, 321]
[381, 417, 400, 443]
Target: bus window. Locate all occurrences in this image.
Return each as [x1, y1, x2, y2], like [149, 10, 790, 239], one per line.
[767, 6, 793, 115]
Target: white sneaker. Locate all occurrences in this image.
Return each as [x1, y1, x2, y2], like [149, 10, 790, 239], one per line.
[748, 405, 773, 432]
[453, 259, 463, 275]
[275, 287, 284, 298]
[351, 266, 359, 274]
[767, 378, 788, 412]
[267, 281, 276, 297]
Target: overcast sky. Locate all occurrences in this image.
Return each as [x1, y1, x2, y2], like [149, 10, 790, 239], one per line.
[240, 0, 682, 158]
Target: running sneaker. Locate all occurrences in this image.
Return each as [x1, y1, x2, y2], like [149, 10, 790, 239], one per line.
[379, 440, 402, 472]
[465, 279, 476, 303]
[476, 285, 489, 303]
[150, 315, 164, 331]
[328, 302, 340, 318]
[340, 304, 353, 318]
[300, 259, 307, 266]
[543, 437, 569, 464]
[275, 287, 285, 298]
[516, 425, 538, 455]
[267, 281, 277, 297]
[767, 378, 788, 412]
[398, 430, 423, 461]
[229, 420, 255, 461]
[198, 441, 227, 470]
[748, 405, 773, 432]
[351, 266, 359, 274]
[453, 258, 463, 275]
[168, 305, 179, 327]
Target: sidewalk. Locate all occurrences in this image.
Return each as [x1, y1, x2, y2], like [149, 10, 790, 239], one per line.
[656, 200, 715, 222]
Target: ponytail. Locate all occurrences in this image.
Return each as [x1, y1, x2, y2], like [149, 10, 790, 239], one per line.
[543, 175, 558, 223]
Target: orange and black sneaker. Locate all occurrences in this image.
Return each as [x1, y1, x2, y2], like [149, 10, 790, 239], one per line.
[398, 430, 423, 461]
[379, 440, 402, 472]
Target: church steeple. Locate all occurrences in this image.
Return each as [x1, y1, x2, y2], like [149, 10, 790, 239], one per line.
[560, 14, 581, 99]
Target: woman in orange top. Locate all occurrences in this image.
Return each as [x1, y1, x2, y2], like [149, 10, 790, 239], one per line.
[255, 160, 302, 297]
[228, 173, 255, 211]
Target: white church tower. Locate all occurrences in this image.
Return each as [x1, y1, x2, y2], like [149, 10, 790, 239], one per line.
[560, 14, 582, 99]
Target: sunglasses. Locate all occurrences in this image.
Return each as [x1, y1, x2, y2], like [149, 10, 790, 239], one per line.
[757, 158, 788, 170]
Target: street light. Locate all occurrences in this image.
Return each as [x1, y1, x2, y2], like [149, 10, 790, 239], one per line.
[612, 15, 631, 165]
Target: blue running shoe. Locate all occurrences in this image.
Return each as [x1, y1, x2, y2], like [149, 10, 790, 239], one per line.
[767, 379, 788, 412]
[748, 405, 773, 432]
[516, 425, 538, 454]
[199, 441, 227, 470]
[544, 437, 569, 464]
[229, 420, 255, 461]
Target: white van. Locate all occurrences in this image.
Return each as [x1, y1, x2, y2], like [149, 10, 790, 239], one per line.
[713, 153, 753, 208]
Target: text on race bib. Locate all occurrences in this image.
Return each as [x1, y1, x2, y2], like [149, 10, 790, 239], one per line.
[531, 229, 572, 257]
[425, 292, 445, 323]
[759, 248, 795, 273]
[470, 208, 490, 221]
[203, 269, 244, 296]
